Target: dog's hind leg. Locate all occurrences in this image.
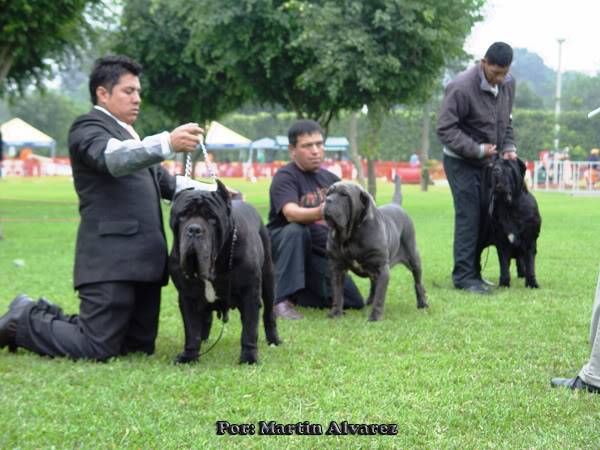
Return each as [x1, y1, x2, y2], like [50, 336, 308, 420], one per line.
[524, 244, 540, 288]
[239, 290, 261, 364]
[368, 265, 390, 321]
[406, 248, 428, 309]
[497, 245, 512, 287]
[175, 293, 206, 364]
[261, 231, 282, 346]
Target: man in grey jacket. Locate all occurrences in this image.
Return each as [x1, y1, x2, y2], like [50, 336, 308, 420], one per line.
[0, 55, 217, 360]
[437, 42, 518, 294]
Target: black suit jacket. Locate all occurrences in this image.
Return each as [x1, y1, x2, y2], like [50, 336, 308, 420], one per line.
[68, 108, 176, 288]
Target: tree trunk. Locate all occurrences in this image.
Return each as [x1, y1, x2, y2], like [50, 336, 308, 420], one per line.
[0, 46, 14, 85]
[364, 102, 384, 200]
[348, 111, 365, 186]
[419, 99, 432, 191]
[367, 157, 376, 196]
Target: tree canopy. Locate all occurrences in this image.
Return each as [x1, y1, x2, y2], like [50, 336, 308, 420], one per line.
[0, 0, 103, 94]
[118, 0, 483, 131]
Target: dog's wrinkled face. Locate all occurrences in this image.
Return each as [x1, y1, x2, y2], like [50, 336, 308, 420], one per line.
[491, 158, 526, 205]
[323, 181, 371, 242]
[170, 181, 231, 281]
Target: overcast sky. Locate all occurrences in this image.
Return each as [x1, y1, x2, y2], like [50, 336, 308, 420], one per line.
[465, 0, 600, 74]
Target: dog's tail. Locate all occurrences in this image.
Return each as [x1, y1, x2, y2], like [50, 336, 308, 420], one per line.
[392, 174, 403, 206]
[260, 226, 281, 346]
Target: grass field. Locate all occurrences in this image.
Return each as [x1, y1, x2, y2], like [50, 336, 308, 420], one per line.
[1, 176, 599, 448]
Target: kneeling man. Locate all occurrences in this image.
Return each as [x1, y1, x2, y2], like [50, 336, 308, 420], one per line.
[267, 120, 364, 319]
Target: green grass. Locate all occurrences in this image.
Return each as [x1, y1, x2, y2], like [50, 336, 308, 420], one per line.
[1, 176, 600, 449]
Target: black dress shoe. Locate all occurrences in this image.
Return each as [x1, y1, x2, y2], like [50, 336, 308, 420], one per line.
[0, 294, 34, 352]
[551, 376, 600, 393]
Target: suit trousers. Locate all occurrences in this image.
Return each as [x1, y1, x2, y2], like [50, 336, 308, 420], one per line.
[579, 271, 600, 387]
[16, 281, 161, 361]
[443, 155, 487, 288]
[269, 223, 364, 309]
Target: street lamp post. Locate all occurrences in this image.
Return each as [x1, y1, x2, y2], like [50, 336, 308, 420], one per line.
[554, 38, 565, 153]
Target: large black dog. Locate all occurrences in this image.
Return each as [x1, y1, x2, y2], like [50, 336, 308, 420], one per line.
[484, 158, 541, 288]
[323, 177, 428, 321]
[168, 181, 281, 364]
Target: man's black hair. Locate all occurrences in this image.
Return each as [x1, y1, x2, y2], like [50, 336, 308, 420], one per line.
[288, 119, 324, 146]
[484, 42, 513, 67]
[89, 55, 143, 105]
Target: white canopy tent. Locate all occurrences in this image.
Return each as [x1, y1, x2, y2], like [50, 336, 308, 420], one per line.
[205, 121, 251, 150]
[1, 118, 56, 158]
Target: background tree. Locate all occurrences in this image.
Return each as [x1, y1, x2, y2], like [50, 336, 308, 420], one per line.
[294, 0, 484, 196]
[0, 0, 106, 94]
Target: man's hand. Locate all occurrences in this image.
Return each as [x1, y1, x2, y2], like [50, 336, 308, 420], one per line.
[170, 123, 204, 153]
[502, 150, 518, 160]
[482, 143, 497, 157]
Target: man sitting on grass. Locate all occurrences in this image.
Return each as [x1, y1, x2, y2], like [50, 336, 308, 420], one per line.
[267, 119, 364, 319]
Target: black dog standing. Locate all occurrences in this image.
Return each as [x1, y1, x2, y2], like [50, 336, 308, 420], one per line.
[168, 180, 281, 364]
[484, 158, 541, 288]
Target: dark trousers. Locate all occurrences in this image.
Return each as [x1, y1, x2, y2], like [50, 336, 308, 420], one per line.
[269, 223, 364, 309]
[443, 155, 488, 288]
[15, 281, 162, 361]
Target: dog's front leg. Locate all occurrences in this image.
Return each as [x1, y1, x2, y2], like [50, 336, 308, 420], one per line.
[239, 292, 260, 364]
[175, 293, 206, 364]
[497, 245, 512, 287]
[327, 265, 346, 318]
[368, 265, 390, 321]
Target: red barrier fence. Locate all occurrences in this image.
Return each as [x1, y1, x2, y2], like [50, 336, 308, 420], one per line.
[2, 157, 433, 183]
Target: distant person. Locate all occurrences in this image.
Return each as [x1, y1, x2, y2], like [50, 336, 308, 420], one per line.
[267, 120, 364, 319]
[551, 271, 600, 393]
[0, 55, 221, 360]
[409, 153, 419, 166]
[583, 148, 599, 186]
[437, 41, 518, 294]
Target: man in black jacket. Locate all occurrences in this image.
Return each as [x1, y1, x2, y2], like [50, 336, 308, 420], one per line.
[437, 42, 518, 294]
[0, 55, 215, 360]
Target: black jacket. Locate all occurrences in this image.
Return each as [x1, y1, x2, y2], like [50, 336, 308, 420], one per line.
[68, 108, 176, 288]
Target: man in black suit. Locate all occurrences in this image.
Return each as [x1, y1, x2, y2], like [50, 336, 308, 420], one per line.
[0, 55, 215, 360]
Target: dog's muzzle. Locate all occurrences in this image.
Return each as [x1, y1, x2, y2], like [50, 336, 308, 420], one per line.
[180, 224, 215, 280]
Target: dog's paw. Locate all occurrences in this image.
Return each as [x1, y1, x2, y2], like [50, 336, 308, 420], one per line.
[499, 278, 510, 288]
[327, 308, 344, 319]
[266, 332, 282, 346]
[239, 350, 258, 365]
[174, 351, 199, 365]
[368, 311, 383, 322]
[525, 279, 540, 289]
[417, 301, 429, 309]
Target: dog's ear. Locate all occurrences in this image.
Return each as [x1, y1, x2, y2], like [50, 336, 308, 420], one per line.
[357, 188, 372, 223]
[517, 158, 526, 178]
[215, 179, 232, 212]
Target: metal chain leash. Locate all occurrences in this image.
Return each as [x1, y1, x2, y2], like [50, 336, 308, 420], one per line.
[184, 136, 217, 180]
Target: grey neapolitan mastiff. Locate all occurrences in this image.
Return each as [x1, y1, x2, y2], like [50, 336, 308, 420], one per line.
[168, 180, 281, 364]
[323, 177, 428, 321]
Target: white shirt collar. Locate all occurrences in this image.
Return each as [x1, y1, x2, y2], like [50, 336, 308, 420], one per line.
[94, 105, 131, 131]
